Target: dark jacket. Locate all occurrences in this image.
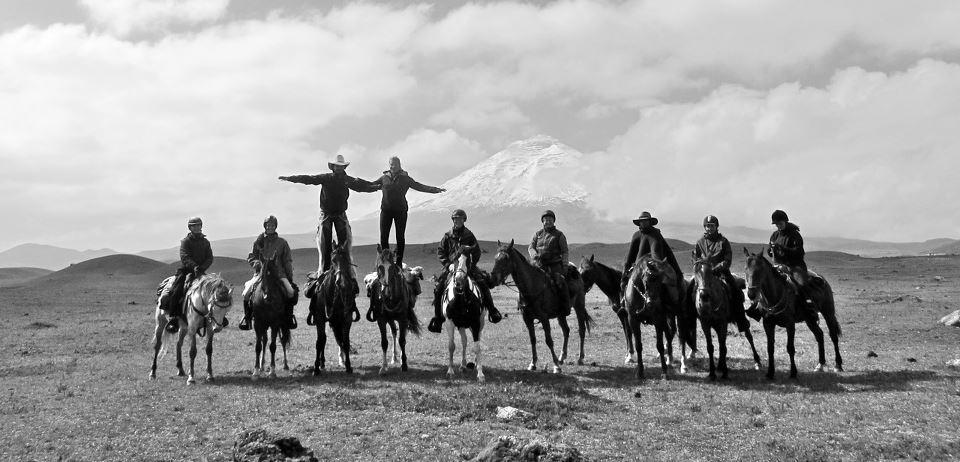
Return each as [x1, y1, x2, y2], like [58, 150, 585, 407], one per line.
[283, 172, 377, 215]
[180, 232, 213, 274]
[437, 226, 481, 267]
[768, 222, 805, 269]
[371, 169, 443, 212]
[247, 232, 294, 280]
[529, 227, 569, 266]
[623, 227, 682, 277]
[695, 232, 732, 273]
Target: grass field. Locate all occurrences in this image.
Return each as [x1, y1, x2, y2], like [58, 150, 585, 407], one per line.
[2, 251, 960, 461]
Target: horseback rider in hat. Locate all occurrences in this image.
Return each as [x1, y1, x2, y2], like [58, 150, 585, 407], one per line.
[238, 215, 299, 331]
[279, 154, 378, 275]
[529, 210, 571, 311]
[428, 209, 503, 333]
[370, 156, 446, 267]
[162, 216, 214, 333]
[621, 211, 684, 303]
[694, 215, 746, 310]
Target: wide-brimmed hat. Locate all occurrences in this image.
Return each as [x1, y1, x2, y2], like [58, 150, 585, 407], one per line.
[328, 154, 350, 169]
[632, 211, 658, 226]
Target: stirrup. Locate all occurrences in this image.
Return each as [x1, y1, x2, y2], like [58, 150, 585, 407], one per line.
[488, 310, 503, 324]
[287, 315, 298, 330]
[238, 317, 252, 331]
[427, 317, 444, 333]
[306, 312, 315, 326]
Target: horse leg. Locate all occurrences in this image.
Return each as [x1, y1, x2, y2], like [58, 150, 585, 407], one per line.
[341, 321, 353, 374]
[806, 318, 826, 372]
[150, 317, 163, 379]
[390, 321, 399, 365]
[281, 329, 290, 371]
[663, 316, 676, 368]
[556, 315, 570, 365]
[459, 328, 469, 372]
[701, 319, 716, 381]
[541, 319, 562, 374]
[269, 328, 278, 378]
[786, 324, 798, 379]
[741, 322, 763, 370]
[655, 322, 668, 380]
[630, 313, 644, 380]
[253, 328, 263, 380]
[446, 322, 457, 379]
[717, 324, 729, 380]
[399, 321, 409, 372]
[524, 315, 538, 371]
[827, 316, 843, 372]
[314, 322, 325, 375]
[187, 331, 197, 385]
[617, 306, 636, 364]
[764, 319, 776, 380]
[473, 327, 485, 383]
[378, 320, 390, 375]
[175, 328, 186, 377]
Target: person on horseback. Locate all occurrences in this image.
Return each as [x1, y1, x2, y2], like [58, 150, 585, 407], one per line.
[694, 215, 745, 308]
[746, 209, 809, 320]
[162, 216, 214, 333]
[239, 215, 299, 331]
[279, 154, 378, 274]
[621, 211, 684, 301]
[370, 156, 446, 267]
[528, 210, 571, 311]
[427, 209, 503, 333]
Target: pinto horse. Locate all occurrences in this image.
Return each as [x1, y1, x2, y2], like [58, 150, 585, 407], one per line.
[442, 249, 487, 382]
[151, 274, 233, 384]
[579, 255, 636, 365]
[250, 256, 291, 379]
[369, 246, 422, 374]
[742, 247, 843, 380]
[489, 240, 593, 373]
[310, 243, 360, 374]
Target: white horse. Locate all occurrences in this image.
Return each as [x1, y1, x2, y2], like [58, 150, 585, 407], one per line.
[442, 250, 486, 383]
[151, 273, 233, 384]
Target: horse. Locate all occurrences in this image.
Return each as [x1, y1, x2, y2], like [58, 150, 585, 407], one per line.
[309, 242, 360, 374]
[249, 256, 292, 379]
[369, 246, 422, 374]
[622, 255, 680, 379]
[689, 258, 762, 381]
[489, 240, 593, 373]
[151, 273, 233, 384]
[441, 249, 487, 382]
[578, 255, 636, 365]
[742, 247, 843, 380]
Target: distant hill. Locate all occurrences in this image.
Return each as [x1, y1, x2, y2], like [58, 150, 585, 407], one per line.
[924, 239, 960, 255]
[0, 244, 116, 270]
[0, 267, 53, 288]
[37, 254, 169, 285]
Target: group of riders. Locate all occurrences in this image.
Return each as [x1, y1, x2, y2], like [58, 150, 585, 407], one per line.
[157, 154, 812, 334]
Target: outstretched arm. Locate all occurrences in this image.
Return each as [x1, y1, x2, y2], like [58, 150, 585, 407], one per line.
[407, 176, 445, 194]
[279, 174, 328, 185]
[348, 176, 382, 193]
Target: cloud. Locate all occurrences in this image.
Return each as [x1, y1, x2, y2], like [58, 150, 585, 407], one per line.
[79, 0, 230, 36]
[587, 60, 960, 242]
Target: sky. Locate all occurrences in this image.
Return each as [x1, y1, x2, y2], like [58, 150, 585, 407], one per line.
[2, 0, 960, 252]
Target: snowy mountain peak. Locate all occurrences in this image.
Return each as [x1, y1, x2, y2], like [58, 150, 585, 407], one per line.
[408, 135, 590, 212]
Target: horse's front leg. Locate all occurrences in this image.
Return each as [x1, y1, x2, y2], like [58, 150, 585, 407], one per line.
[459, 328, 469, 372]
[655, 322, 668, 380]
[446, 322, 456, 379]
[663, 316, 676, 368]
[629, 313, 644, 380]
[269, 328, 278, 378]
[524, 315, 538, 371]
[764, 318, 777, 380]
[615, 302, 636, 364]
[176, 328, 186, 377]
[390, 321, 399, 365]
[314, 322, 326, 376]
[541, 318, 562, 374]
[556, 315, 570, 365]
[398, 320, 409, 372]
[253, 329, 263, 380]
[786, 323, 798, 379]
[717, 324, 729, 380]
[742, 322, 763, 370]
[805, 318, 826, 372]
[150, 315, 164, 379]
[701, 320, 716, 381]
[205, 331, 214, 382]
[378, 320, 390, 375]
[472, 327, 485, 383]
[187, 331, 198, 384]
[341, 320, 353, 374]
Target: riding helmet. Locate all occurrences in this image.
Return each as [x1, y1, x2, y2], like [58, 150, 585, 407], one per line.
[187, 216, 203, 226]
[771, 209, 789, 224]
[450, 209, 467, 220]
[703, 215, 719, 227]
[263, 215, 278, 226]
[541, 210, 556, 221]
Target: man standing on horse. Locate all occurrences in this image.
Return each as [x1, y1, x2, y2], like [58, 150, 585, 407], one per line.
[528, 210, 571, 311]
[162, 216, 214, 333]
[427, 209, 503, 334]
[279, 154, 378, 274]
[694, 215, 746, 309]
[370, 156, 446, 267]
[239, 215, 298, 331]
[621, 211, 684, 303]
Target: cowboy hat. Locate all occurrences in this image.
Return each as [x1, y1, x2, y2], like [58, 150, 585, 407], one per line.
[328, 154, 350, 169]
[632, 211, 658, 226]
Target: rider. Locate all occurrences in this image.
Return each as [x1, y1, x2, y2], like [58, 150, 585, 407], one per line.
[279, 154, 378, 275]
[694, 215, 746, 309]
[621, 211, 684, 303]
[370, 156, 446, 267]
[162, 216, 214, 333]
[528, 210, 571, 311]
[239, 215, 298, 331]
[746, 209, 809, 320]
[427, 209, 503, 333]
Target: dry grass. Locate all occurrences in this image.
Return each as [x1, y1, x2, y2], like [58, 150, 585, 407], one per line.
[2, 255, 960, 461]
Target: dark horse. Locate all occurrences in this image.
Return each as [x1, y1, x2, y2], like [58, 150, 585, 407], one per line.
[742, 247, 843, 380]
[579, 255, 636, 365]
[622, 256, 681, 379]
[310, 242, 360, 374]
[250, 256, 291, 379]
[690, 259, 761, 380]
[489, 240, 594, 373]
[368, 246, 422, 374]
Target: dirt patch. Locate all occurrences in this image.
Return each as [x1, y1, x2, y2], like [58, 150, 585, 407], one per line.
[24, 321, 56, 329]
[233, 429, 317, 462]
[470, 436, 586, 462]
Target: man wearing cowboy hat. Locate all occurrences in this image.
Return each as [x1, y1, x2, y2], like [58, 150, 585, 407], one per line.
[694, 215, 747, 316]
[279, 154, 378, 274]
[161, 216, 214, 333]
[427, 209, 503, 333]
[529, 209, 571, 312]
[621, 211, 684, 302]
[239, 215, 299, 331]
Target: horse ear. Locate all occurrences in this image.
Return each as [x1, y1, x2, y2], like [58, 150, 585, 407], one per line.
[376, 243, 382, 253]
[508, 239, 515, 248]
[497, 239, 502, 246]
[589, 254, 595, 262]
[742, 247, 750, 256]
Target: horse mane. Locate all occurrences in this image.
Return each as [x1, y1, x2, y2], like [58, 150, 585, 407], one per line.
[592, 259, 623, 280]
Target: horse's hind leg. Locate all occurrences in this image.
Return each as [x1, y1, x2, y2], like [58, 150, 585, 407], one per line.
[524, 316, 539, 371]
[826, 313, 843, 372]
[556, 315, 571, 365]
[314, 322, 326, 376]
[616, 306, 636, 364]
[541, 319, 562, 374]
[150, 319, 163, 379]
[805, 318, 826, 372]
[176, 329, 186, 377]
[786, 324, 798, 379]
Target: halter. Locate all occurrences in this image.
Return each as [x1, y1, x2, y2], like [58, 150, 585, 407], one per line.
[189, 278, 231, 334]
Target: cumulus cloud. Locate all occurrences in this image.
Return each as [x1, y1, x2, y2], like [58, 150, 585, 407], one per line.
[79, 0, 230, 36]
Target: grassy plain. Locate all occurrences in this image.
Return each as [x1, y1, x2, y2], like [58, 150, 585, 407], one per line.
[2, 249, 960, 461]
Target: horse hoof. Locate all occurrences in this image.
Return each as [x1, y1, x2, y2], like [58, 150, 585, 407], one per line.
[187, 377, 196, 385]
[708, 374, 717, 382]
[721, 374, 729, 381]
[660, 373, 669, 381]
[312, 369, 321, 376]
[552, 366, 561, 374]
[477, 375, 485, 384]
[270, 372, 277, 379]
[754, 363, 761, 371]
[679, 366, 687, 375]
[379, 367, 388, 376]
[813, 364, 824, 372]
[466, 362, 476, 370]
[149, 372, 156, 380]
[205, 375, 214, 382]
[834, 365, 844, 372]
[766, 374, 775, 381]
[528, 364, 537, 371]
[177, 370, 185, 377]
[577, 359, 585, 366]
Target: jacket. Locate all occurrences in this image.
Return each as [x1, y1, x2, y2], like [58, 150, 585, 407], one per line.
[529, 227, 569, 266]
[437, 226, 481, 267]
[283, 172, 377, 215]
[180, 232, 213, 273]
[768, 222, 805, 268]
[371, 169, 443, 212]
[695, 232, 733, 273]
[247, 232, 294, 280]
[623, 227, 682, 277]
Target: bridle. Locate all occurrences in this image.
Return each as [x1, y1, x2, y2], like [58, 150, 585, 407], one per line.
[745, 256, 792, 318]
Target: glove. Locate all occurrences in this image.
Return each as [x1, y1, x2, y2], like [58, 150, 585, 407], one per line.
[278, 176, 288, 181]
[253, 261, 263, 272]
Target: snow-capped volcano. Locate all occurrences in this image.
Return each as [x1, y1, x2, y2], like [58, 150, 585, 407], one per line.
[408, 135, 590, 212]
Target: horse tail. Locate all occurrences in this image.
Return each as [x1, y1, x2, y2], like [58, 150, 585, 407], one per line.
[406, 305, 422, 337]
[157, 328, 176, 361]
[572, 292, 594, 334]
[818, 279, 842, 338]
[280, 326, 292, 350]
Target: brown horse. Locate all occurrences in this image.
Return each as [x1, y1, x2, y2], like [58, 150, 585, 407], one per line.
[622, 256, 679, 379]
[489, 240, 593, 373]
[310, 242, 359, 374]
[370, 246, 422, 374]
[742, 247, 843, 380]
[250, 256, 291, 379]
[579, 255, 636, 365]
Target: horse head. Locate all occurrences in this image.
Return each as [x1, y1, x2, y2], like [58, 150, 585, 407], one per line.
[330, 242, 358, 310]
[578, 254, 597, 292]
[640, 257, 667, 309]
[692, 258, 724, 315]
[742, 246, 770, 301]
[376, 245, 405, 312]
[256, 254, 284, 301]
[489, 239, 518, 286]
[452, 249, 472, 294]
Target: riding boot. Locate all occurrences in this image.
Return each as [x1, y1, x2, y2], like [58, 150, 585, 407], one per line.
[745, 301, 762, 321]
[165, 299, 181, 334]
[481, 286, 502, 323]
[286, 300, 297, 330]
[238, 297, 252, 331]
[428, 287, 444, 334]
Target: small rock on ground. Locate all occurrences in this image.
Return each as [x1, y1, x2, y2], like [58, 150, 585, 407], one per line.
[496, 406, 533, 421]
[233, 429, 318, 462]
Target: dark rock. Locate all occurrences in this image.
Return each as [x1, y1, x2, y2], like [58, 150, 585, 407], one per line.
[470, 436, 585, 462]
[866, 351, 878, 358]
[906, 357, 917, 363]
[234, 429, 318, 462]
